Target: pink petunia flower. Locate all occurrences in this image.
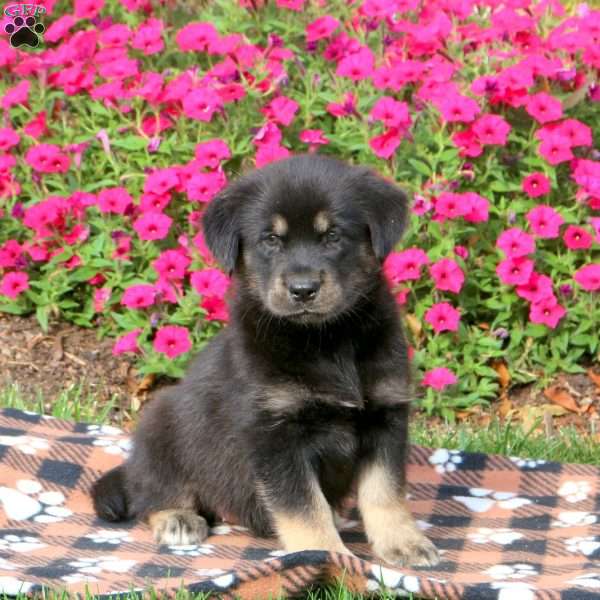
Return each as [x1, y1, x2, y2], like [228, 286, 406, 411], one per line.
[97, 187, 133, 215]
[463, 192, 489, 223]
[74, 0, 104, 19]
[132, 18, 164, 55]
[369, 129, 402, 159]
[526, 205, 564, 238]
[555, 119, 592, 147]
[24, 111, 48, 139]
[153, 325, 192, 358]
[0, 128, 19, 151]
[516, 272, 553, 303]
[121, 284, 157, 309]
[422, 367, 458, 391]
[435, 94, 480, 123]
[190, 269, 230, 299]
[472, 114, 511, 146]
[383, 248, 429, 284]
[276, 0, 305, 9]
[496, 228, 535, 257]
[2, 80, 30, 110]
[0, 271, 29, 299]
[25, 144, 70, 174]
[182, 87, 222, 122]
[434, 192, 469, 220]
[429, 258, 464, 293]
[195, 139, 231, 169]
[93, 287, 111, 313]
[112, 328, 142, 356]
[525, 92, 563, 124]
[370, 97, 411, 129]
[538, 132, 573, 165]
[336, 47, 374, 82]
[201, 295, 229, 322]
[522, 172, 551, 198]
[186, 171, 227, 203]
[529, 296, 566, 329]
[424, 302, 461, 334]
[563, 226, 593, 250]
[133, 212, 173, 241]
[574, 264, 600, 291]
[496, 256, 535, 286]
[452, 128, 483, 158]
[175, 22, 218, 52]
[261, 96, 299, 127]
[306, 15, 339, 42]
[0, 240, 23, 268]
[255, 144, 290, 168]
[152, 250, 190, 280]
[299, 129, 329, 149]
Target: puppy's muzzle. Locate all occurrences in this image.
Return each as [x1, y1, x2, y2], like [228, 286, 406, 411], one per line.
[287, 276, 321, 303]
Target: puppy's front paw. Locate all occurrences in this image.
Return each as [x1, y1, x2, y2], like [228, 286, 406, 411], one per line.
[150, 509, 209, 545]
[374, 533, 440, 568]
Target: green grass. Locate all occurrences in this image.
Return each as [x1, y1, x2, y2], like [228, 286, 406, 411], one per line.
[1, 385, 598, 599]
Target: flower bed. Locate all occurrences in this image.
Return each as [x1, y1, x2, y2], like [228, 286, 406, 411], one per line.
[0, 0, 598, 418]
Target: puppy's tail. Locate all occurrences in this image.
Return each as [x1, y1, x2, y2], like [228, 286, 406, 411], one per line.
[91, 466, 130, 522]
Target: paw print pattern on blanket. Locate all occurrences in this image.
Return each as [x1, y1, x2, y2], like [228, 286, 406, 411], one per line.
[0, 480, 72, 523]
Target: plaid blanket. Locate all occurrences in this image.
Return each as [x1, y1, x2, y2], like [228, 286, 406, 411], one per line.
[1, 407, 599, 599]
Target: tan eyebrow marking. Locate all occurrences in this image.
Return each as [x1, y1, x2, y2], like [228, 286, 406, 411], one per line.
[272, 214, 288, 236]
[314, 211, 330, 234]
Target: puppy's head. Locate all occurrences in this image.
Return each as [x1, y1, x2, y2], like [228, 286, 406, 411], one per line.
[203, 155, 408, 324]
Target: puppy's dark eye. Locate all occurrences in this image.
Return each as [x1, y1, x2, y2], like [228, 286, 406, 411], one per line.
[262, 233, 281, 248]
[325, 229, 340, 244]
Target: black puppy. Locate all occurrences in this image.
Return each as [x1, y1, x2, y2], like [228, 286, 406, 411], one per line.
[92, 154, 439, 567]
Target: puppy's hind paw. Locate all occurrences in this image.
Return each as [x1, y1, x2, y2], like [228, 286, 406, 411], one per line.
[149, 509, 209, 546]
[375, 535, 440, 568]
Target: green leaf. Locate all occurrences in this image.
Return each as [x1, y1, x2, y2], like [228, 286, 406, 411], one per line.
[407, 158, 432, 176]
[112, 136, 148, 151]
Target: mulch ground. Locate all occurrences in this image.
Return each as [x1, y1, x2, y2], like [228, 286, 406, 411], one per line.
[1, 313, 598, 434]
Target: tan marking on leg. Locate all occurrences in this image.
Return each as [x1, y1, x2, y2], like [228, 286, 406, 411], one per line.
[358, 462, 439, 566]
[272, 214, 288, 237]
[314, 211, 330, 234]
[261, 479, 351, 554]
[148, 509, 208, 545]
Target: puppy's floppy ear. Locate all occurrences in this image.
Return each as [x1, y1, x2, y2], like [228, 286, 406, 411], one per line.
[356, 169, 409, 260]
[202, 184, 244, 273]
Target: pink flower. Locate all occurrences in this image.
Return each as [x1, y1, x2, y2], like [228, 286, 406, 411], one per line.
[255, 144, 290, 167]
[574, 264, 600, 291]
[0, 128, 19, 151]
[422, 367, 458, 391]
[556, 119, 592, 147]
[496, 257, 535, 286]
[299, 129, 329, 149]
[25, 144, 70, 174]
[201, 296, 229, 322]
[525, 92, 563, 124]
[133, 212, 173, 241]
[538, 132, 573, 165]
[132, 18, 164, 55]
[472, 114, 511, 146]
[74, 0, 104, 18]
[121, 284, 157, 309]
[327, 92, 356, 118]
[563, 226, 593, 250]
[144, 168, 178, 197]
[112, 328, 142, 356]
[175, 22, 218, 52]
[24, 111, 48, 138]
[463, 192, 489, 223]
[97, 187, 133, 214]
[452, 129, 483, 158]
[262, 96, 299, 127]
[0, 271, 29, 299]
[336, 47, 374, 81]
[152, 250, 190, 280]
[2, 80, 30, 110]
[370, 97, 411, 129]
[435, 94, 480, 123]
[195, 139, 231, 169]
[153, 325, 192, 358]
[496, 228, 535, 257]
[383, 248, 429, 283]
[424, 302, 461, 333]
[306, 15, 339, 42]
[522, 172, 551, 198]
[186, 171, 227, 203]
[182, 88, 222, 122]
[516, 272, 553, 303]
[369, 129, 402, 159]
[0, 240, 23, 268]
[529, 296, 566, 329]
[434, 192, 469, 220]
[429, 258, 464, 293]
[190, 269, 230, 299]
[526, 205, 564, 238]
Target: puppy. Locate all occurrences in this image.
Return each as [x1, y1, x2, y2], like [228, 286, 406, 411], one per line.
[91, 154, 439, 567]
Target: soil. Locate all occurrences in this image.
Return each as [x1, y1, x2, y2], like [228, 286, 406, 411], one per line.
[1, 313, 599, 433]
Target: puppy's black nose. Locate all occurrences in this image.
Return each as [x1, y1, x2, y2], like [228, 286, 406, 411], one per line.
[288, 278, 321, 302]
